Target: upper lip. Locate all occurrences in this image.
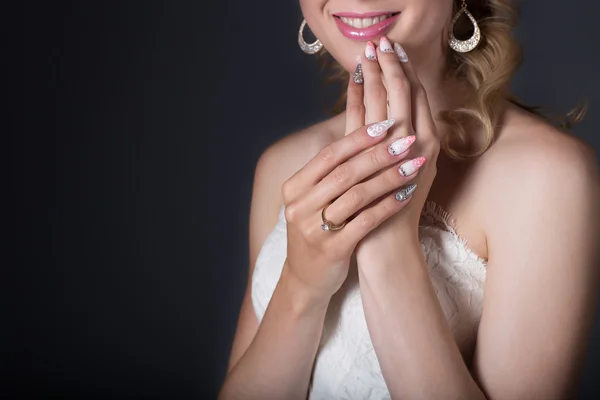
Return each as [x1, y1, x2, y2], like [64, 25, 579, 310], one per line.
[332, 11, 399, 18]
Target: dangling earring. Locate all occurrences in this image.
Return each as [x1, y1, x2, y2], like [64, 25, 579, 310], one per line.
[298, 19, 323, 54]
[448, 0, 481, 53]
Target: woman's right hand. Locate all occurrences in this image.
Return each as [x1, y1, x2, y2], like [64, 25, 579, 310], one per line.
[281, 75, 422, 303]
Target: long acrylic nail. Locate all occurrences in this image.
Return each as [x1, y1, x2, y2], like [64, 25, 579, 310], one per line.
[399, 156, 426, 176]
[388, 135, 416, 155]
[353, 63, 364, 84]
[367, 118, 396, 137]
[365, 41, 377, 60]
[379, 36, 394, 53]
[394, 42, 409, 63]
[395, 183, 417, 201]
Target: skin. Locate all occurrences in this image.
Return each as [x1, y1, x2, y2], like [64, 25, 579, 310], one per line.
[219, 0, 600, 399]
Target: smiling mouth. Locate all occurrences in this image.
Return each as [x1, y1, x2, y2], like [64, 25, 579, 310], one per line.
[335, 13, 400, 29]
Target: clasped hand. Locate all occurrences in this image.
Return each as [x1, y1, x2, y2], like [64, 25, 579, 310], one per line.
[282, 36, 440, 302]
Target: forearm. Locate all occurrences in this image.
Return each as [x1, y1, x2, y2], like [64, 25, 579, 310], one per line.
[219, 263, 329, 400]
[357, 239, 485, 399]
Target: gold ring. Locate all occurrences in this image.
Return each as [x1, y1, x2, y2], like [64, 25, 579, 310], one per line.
[320, 204, 347, 231]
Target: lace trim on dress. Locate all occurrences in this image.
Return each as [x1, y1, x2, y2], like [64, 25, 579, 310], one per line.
[420, 200, 487, 266]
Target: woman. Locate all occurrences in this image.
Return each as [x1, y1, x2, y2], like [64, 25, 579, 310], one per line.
[220, 0, 599, 398]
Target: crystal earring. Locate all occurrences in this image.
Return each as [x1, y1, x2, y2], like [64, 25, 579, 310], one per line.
[298, 19, 323, 54]
[448, 0, 481, 53]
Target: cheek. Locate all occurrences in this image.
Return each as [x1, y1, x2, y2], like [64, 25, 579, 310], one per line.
[299, 0, 322, 22]
[398, 0, 453, 46]
[299, 0, 360, 70]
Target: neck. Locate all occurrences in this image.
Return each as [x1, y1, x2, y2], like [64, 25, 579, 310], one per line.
[407, 45, 471, 127]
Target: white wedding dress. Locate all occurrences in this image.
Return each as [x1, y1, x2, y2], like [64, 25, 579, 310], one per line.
[251, 201, 487, 399]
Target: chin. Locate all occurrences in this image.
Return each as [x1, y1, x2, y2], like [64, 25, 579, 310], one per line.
[299, 0, 452, 72]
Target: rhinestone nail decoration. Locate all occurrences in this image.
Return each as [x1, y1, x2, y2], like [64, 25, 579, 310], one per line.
[395, 183, 417, 201]
[399, 156, 426, 176]
[388, 135, 416, 155]
[353, 63, 364, 84]
[448, 8, 481, 53]
[394, 42, 409, 63]
[367, 118, 396, 137]
[365, 41, 377, 60]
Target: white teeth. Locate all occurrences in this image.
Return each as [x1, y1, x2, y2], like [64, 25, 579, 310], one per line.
[339, 14, 392, 29]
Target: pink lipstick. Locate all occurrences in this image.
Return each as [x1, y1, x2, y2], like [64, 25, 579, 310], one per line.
[333, 12, 400, 41]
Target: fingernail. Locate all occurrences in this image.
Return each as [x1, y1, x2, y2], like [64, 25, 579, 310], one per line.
[395, 183, 417, 201]
[367, 118, 395, 137]
[353, 63, 364, 84]
[388, 135, 416, 155]
[365, 41, 377, 61]
[394, 42, 409, 63]
[379, 36, 394, 53]
[398, 156, 426, 176]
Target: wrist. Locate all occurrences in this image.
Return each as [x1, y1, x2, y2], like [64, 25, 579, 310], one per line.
[357, 228, 420, 260]
[356, 233, 424, 275]
[279, 263, 331, 316]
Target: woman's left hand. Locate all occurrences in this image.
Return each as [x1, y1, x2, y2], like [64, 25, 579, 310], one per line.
[348, 37, 441, 256]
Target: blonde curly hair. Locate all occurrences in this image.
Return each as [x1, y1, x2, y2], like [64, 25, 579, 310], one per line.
[321, 0, 585, 160]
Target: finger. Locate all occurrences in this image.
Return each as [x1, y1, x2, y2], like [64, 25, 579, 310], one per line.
[344, 66, 365, 136]
[324, 155, 426, 225]
[283, 118, 394, 204]
[338, 183, 417, 244]
[376, 36, 413, 135]
[306, 132, 416, 211]
[391, 39, 436, 138]
[361, 41, 388, 125]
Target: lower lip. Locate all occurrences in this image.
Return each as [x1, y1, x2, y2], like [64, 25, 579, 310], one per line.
[334, 14, 400, 41]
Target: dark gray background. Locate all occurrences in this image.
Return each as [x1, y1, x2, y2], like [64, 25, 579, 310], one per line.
[15, 0, 599, 398]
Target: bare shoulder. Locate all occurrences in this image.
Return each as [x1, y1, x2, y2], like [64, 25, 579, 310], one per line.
[486, 104, 596, 168]
[481, 104, 598, 187]
[476, 103, 599, 238]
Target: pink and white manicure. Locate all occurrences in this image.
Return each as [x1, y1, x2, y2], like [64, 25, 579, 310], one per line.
[365, 41, 377, 60]
[398, 156, 426, 176]
[379, 36, 394, 53]
[367, 118, 395, 137]
[394, 42, 409, 63]
[388, 135, 416, 156]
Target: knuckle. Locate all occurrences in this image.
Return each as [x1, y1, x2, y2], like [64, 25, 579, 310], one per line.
[284, 203, 300, 223]
[367, 150, 381, 168]
[383, 168, 399, 188]
[331, 165, 350, 185]
[392, 75, 410, 91]
[369, 85, 388, 101]
[281, 180, 294, 203]
[346, 102, 364, 117]
[358, 211, 376, 230]
[344, 187, 364, 208]
[318, 144, 336, 164]
[379, 198, 394, 216]
[349, 129, 363, 147]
